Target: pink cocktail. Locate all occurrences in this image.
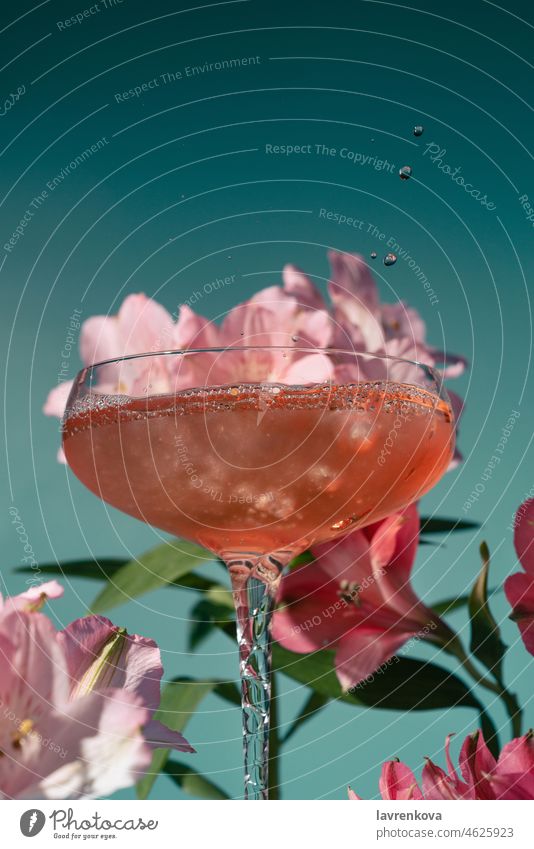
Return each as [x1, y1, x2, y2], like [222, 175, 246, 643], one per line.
[62, 347, 455, 799]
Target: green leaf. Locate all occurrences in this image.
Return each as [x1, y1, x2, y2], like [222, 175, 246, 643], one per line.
[188, 599, 235, 651]
[420, 517, 480, 534]
[212, 680, 241, 706]
[210, 615, 487, 713]
[273, 643, 485, 712]
[432, 587, 500, 617]
[204, 583, 234, 608]
[176, 574, 228, 594]
[15, 560, 224, 597]
[136, 677, 215, 800]
[15, 559, 127, 580]
[280, 690, 329, 744]
[432, 594, 471, 616]
[164, 761, 229, 799]
[468, 542, 507, 681]
[91, 539, 212, 613]
[479, 710, 501, 758]
[137, 678, 213, 800]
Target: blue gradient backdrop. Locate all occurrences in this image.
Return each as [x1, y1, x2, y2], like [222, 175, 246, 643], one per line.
[1, 0, 533, 799]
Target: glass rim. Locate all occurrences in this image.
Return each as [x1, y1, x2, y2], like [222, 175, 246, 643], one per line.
[76, 345, 441, 380]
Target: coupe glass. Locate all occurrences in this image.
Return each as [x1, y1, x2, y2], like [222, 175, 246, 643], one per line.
[62, 346, 455, 799]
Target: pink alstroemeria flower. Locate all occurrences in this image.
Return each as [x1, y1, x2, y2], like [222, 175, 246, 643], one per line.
[44, 251, 465, 461]
[0, 579, 64, 614]
[349, 730, 534, 800]
[505, 499, 534, 656]
[0, 583, 192, 799]
[272, 504, 449, 689]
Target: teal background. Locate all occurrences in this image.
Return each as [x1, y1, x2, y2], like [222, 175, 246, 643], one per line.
[1, 0, 533, 799]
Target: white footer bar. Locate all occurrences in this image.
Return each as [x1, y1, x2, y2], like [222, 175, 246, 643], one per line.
[2, 799, 532, 848]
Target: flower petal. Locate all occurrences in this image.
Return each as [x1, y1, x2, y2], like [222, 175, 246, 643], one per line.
[175, 304, 221, 349]
[79, 315, 122, 366]
[327, 251, 384, 350]
[335, 627, 413, 690]
[496, 732, 534, 777]
[422, 758, 465, 799]
[282, 263, 326, 310]
[459, 731, 496, 799]
[381, 302, 427, 345]
[379, 760, 423, 800]
[283, 352, 334, 384]
[272, 561, 350, 652]
[59, 616, 163, 711]
[4, 581, 64, 614]
[143, 719, 195, 753]
[15, 691, 152, 800]
[366, 505, 429, 623]
[117, 293, 174, 356]
[514, 499, 534, 575]
[43, 380, 73, 420]
[504, 573, 534, 655]
[0, 610, 70, 713]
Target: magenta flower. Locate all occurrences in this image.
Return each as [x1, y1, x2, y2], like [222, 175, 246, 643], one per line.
[505, 499, 534, 656]
[272, 504, 449, 689]
[0, 583, 192, 799]
[349, 731, 534, 800]
[44, 251, 465, 461]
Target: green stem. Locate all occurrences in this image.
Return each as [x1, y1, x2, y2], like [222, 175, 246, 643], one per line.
[442, 632, 523, 738]
[268, 671, 280, 800]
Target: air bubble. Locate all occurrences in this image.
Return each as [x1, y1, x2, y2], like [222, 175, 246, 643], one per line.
[384, 253, 397, 266]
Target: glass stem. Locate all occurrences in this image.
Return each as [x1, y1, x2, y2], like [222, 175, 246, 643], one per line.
[228, 554, 284, 800]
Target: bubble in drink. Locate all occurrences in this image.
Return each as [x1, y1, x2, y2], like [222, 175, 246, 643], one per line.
[413, 126, 424, 137]
[399, 165, 412, 180]
[384, 253, 397, 266]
